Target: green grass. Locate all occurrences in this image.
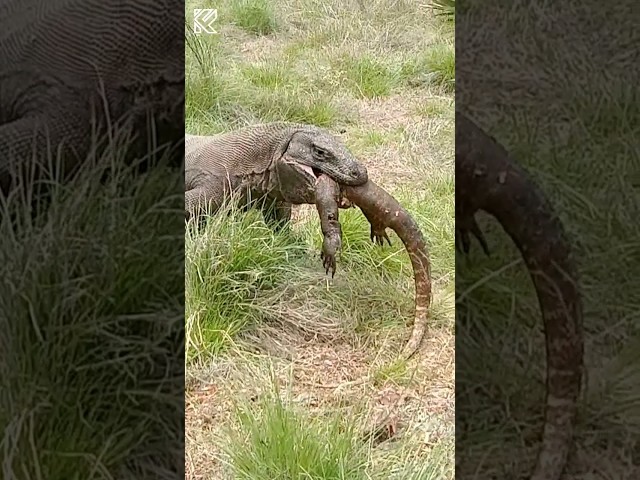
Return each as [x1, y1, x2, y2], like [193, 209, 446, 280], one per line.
[422, 43, 455, 92]
[340, 55, 398, 99]
[186, 181, 454, 362]
[456, 0, 640, 478]
[397, 44, 455, 92]
[0, 128, 183, 478]
[412, 98, 452, 118]
[229, 0, 278, 35]
[225, 389, 369, 479]
[185, 0, 454, 478]
[372, 358, 411, 387]
[241, 62, 298, 89]
[431, 0, 456, 19]
[185, 201, 303, 360]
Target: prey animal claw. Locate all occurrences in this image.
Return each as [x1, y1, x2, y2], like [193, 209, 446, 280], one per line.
[320, 250, 337, 278]
[371, 227, 392, 247]
[456, 214, 490, 256]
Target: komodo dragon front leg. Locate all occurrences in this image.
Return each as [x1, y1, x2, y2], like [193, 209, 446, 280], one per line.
[456, 112, 583, 480]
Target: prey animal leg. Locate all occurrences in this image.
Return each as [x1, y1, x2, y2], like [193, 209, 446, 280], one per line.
[315, 175, 343, 278]
[455, 210, 490, 256]
[361, 209, 392, 247]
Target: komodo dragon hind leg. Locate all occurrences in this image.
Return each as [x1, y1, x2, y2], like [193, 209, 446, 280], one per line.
[261, 198, 293, 233]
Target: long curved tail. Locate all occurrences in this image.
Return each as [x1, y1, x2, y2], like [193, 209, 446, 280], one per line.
[343, 180, 432, 360]
[456, 113, 583, 480]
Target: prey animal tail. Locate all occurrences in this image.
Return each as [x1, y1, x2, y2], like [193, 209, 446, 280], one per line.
[456, 114, 583, 480]
[343, 180, 431, 360]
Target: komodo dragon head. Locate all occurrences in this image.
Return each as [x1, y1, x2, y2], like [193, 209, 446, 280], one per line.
[278, 126, 368, 187]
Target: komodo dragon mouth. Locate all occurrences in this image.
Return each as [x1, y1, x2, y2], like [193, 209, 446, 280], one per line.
[295, 164, 323, 179]
[301, 164, 355, 208]
[296, 164, 327, 182]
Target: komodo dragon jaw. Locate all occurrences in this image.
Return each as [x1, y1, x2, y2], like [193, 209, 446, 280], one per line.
[456, 112, 583, 480]
[271, 157, 319, 205]
[281, 127, 368, 187]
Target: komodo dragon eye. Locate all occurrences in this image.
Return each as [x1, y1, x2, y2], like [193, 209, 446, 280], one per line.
[312, 145, 328, 158]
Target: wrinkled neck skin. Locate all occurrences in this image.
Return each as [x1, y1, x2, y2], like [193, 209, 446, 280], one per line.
[233, 127, 299, 199]
[267, 156, 318, 205]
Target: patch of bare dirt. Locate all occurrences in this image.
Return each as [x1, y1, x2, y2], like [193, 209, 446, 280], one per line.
[186, 382, 227, 479]
[185, 323, 454, 479]
[219, 25, 287, 63]
[238, 35, 284, 62]
[357, 145, 419, 191]
[335, 91, 451, 191]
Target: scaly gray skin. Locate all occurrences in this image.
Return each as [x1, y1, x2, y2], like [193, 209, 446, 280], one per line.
[0, 0, 184, 195]
[456, 111, 583, 480]
[184, 123, 368, 226]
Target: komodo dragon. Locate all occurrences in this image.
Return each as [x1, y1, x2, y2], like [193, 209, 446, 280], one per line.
[456, 111, 583, 480]
[184, 122, 369, 225]
[246, 154, 432, 360]
[0, 0, 184, 196]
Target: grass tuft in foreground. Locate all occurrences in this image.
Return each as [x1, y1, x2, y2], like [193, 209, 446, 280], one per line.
[224, 385, 369, 479]
[229, 0, 279, 35]
[0, 127, 183, 478]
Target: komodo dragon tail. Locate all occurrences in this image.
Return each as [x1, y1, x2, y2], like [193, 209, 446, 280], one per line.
[456, 113, 583, 480]
[342, 180, 432, 361]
